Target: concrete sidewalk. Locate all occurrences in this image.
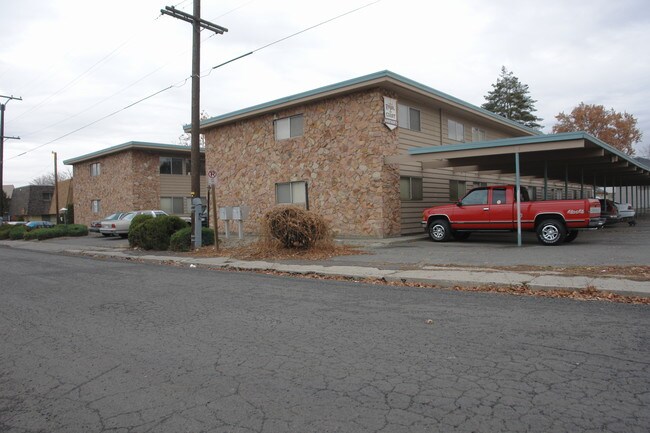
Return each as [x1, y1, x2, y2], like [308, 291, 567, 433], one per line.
[2, 237, 649, 298]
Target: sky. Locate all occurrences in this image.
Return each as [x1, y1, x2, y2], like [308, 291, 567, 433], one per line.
[1, 0, 649, 187]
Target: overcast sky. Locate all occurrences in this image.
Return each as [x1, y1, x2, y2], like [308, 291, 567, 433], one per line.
[2, 0, 649, 187]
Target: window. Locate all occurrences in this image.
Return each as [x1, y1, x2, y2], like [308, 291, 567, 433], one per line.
[492, 188, 507, 205]
[160, 157, 185, 175]
[450, 180, 466, 202]
[90, 162, 101, 176]
[398, 104, 421, 131]
[448, 119, 464, 141]
[42, 192, 52, 200]
[400, 177, 423, 201]
[160, 197, 185, 214]
[276, 181, 308, 207]
[472, 127, 486, 142]
[91, 200, 101, 214]
[274, 115, 304, 140]
[461, 188, 488, 205]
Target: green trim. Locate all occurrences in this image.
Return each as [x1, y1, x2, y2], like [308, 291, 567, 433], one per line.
[63, 141, 200, 165]
[191, 70, 542, 135]
[409, 131, 649, 173]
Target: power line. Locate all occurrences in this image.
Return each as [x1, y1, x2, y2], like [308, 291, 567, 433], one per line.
[9, 0, 382, 160]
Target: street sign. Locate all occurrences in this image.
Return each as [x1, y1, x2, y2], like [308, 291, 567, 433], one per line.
[207, 170, 217, 178]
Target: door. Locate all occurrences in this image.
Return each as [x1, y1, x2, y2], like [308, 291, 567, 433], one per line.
[489, 187, 514, 230]
[450, 188, 489, 230]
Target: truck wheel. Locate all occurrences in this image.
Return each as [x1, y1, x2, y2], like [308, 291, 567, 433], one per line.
[428, 219, 452, 242]
[564, 230, 579, 243]
[453, 231, 471, 241]
[536, 219, 566, 246]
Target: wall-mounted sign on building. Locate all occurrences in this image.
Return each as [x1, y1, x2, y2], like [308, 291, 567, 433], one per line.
[383, 96, 398, 130]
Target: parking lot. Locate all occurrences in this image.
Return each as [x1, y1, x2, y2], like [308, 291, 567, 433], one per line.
[35, 216, 649, 271]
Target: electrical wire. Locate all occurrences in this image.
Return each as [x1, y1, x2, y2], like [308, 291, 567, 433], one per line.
[9, 0, 382, 160]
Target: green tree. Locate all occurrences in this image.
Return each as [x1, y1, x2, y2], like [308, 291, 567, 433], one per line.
[552, 103, 642, 155]
[482, 66, 543, 129]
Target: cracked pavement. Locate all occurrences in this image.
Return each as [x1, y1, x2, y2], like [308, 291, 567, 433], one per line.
[1, 247, 649, 432]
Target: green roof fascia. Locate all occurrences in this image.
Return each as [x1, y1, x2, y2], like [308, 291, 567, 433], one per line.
[63, 141, 199, 165]
[410, 132, 650, 173]
[188, 70, 542, 135]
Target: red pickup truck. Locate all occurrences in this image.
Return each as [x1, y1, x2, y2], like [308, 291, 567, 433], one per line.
[421, 185, 603, 245]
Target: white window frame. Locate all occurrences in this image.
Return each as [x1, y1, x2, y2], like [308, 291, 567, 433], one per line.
[472, 127, 486, 142]
[91, 199, 101, 214]
[397, 104, 421, 131]
[276, 181, 308, 207]
[274, 114, 304, 140]
[90, 163, 101, 177]
[448, 119, 465, 142]
[400, 177, 423, 201]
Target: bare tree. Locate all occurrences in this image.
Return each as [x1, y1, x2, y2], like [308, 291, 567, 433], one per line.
[178, 110, 210, 148]
[30, 169, 72, 186]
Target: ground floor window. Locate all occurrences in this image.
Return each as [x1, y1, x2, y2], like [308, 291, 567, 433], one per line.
[160, 197, 185, 214]
[276, 181, 308, 208]
[400, 177, 423, 201]
[450, 180, 466, 202]
[91, 199, 101, 214]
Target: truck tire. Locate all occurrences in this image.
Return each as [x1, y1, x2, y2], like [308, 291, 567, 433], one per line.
[564, 230, 579, 243]
[428, 219, 452, 242]
[536, 219, 566, 246]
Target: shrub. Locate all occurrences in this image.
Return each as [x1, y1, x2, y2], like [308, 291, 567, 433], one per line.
[65, 224, 88, 237]
[0, 224, 13, 239]
[130, 214, 154, 231]
[9, 225, 27, 240]
[129, 215, 188, 250]
[263, 206, 330, 249]
[169, 227, 216, 252]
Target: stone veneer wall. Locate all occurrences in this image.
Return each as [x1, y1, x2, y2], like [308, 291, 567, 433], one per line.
[72, 150, 159, 226]
[204, 88, 402, 238]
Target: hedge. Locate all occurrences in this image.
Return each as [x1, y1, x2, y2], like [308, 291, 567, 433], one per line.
[169, 227, 216, 252]
[2, 224, 88, 241]
[128, 215, 188, 250]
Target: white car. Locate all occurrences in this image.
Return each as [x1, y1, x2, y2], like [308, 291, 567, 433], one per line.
[614, 202, 636, 226]
[100, 210, 168, 238]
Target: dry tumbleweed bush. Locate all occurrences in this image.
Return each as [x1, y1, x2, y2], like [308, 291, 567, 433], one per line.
[262, 206, 331, 249]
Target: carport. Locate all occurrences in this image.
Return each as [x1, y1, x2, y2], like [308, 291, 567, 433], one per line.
[388, 131, 650, 245]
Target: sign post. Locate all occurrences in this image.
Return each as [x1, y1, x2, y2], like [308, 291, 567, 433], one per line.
[207, 170, 219, 250]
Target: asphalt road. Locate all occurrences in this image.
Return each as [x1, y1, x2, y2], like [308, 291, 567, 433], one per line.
[1, 247, 649, 432]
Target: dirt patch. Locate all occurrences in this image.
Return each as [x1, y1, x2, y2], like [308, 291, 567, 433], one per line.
[182, 241, 365, 261]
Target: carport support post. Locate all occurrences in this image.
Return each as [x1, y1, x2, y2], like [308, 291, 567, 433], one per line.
[515, 152, 522, 247]
[544, 161, 548, 200]
[564, 164, 569, 199]
[580, 169, 584, 199]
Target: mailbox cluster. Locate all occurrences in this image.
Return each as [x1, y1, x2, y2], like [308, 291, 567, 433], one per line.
[218, 206, 250, 239]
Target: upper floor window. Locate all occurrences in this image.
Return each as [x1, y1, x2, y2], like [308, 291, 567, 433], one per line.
[400, 177, 423, 201]
[90, 162, 101, 177]
[276, 181, 308, 207]
[160, 157, 184, 175]
[274, 114, 304, 140]
[472, 127, 486, 142]
[448, 119, 464, 141]
[398, 104, 421, 131]
[42, 192, 53, 200]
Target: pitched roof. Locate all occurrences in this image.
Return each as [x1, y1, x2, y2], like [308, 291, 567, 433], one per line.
[190, 70, 541, 136]
[63, 141, 200, 165]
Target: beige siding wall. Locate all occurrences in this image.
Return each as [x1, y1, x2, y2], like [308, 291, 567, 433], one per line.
[203, 88, 402, 238]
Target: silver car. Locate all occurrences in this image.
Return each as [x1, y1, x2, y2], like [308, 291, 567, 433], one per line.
[100, 210, 168, 238]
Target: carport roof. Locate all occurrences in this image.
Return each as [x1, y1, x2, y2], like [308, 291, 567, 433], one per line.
[388, 132, 650, 186]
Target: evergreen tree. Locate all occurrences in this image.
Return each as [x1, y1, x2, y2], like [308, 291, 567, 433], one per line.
[482, 66, 543, 129]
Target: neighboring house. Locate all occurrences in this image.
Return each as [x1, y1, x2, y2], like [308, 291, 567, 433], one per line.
[190, 70, 605, 237]
[8, 185, 56, 222]
[48, 179, 74, 223]
[63, 142, 206, 227]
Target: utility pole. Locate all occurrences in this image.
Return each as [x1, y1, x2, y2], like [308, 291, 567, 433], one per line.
[52, 151, 60, 224]
[0, 94, 22, 221]
[161, 2, 227, 249]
